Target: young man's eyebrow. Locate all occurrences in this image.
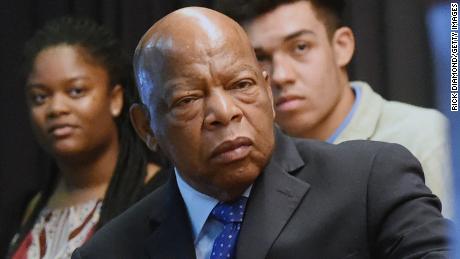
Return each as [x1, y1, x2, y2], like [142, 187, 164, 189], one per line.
[283, 29, 315, 42]
[252, 29, 315, 54]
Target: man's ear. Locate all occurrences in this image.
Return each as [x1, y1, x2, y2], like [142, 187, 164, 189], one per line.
[130, 103, 158, 151]
[262, 70, 276, 118]
[332, 27, 355, 68]
[110, 84, 124, 117]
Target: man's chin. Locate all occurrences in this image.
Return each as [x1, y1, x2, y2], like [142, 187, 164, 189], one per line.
[276, 115, 317, 138]
[205, 166, 261, 200]
[208, 179, 255, 201]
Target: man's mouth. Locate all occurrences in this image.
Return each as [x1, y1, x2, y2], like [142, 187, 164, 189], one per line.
[210, 137, 253, 164]
[275, 95, 303, 112]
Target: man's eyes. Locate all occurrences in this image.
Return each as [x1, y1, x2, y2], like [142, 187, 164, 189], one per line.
[171, 79, 256, 109]
[176, 96, 198, 106]
[296, 43, 307, 51]
[291, 41, 310, 55]
[231, 80, 254, 90]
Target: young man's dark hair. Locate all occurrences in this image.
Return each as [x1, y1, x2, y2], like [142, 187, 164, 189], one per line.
[214, 0, 346, 37]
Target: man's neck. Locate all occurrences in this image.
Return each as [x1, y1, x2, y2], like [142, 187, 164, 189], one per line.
[303, 83, 355, 141]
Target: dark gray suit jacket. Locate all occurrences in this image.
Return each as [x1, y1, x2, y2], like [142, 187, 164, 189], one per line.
[72, 130, 450, 258]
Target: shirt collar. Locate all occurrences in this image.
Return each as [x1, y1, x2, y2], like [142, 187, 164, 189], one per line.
[326, 83, 362, 143]
[175, 168, 251, 241]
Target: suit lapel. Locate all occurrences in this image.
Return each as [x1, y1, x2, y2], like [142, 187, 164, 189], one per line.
[236, 129, 311, 259]
[143, 173, 196, 259]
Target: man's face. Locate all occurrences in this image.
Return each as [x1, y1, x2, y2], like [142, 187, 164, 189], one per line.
[245, 1, 346, 138]
[146, 31, 275, 200]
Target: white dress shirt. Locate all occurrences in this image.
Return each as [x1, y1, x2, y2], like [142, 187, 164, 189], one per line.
[175, 169, 251, 259]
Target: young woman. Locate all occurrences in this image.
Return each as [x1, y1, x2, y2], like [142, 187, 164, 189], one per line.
[8, 17, 168, 259]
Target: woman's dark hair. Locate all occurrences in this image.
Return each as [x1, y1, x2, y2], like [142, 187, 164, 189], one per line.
[22, 16, 149, 226]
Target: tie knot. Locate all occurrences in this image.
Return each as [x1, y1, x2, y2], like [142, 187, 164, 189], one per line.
[211, 196, 248, 224]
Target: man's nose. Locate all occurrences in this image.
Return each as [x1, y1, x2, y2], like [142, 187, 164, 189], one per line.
[203, 88, 243, 130]
[271, 53, 295, 89]
[46, 93, 69, 118]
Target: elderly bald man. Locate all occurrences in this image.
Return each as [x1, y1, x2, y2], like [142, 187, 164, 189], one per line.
[72, 7, 450, 259]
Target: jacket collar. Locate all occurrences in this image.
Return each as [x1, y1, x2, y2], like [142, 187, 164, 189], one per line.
[144, 170, 197, 258]
[334, 81, 384, 143]
[236, 128, 310, 259]
[144, 128, 310, 258]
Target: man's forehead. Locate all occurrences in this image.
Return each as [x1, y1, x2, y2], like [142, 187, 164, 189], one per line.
[179, 9, 225, 43]
[244, 1, 323, 44]
[141, 9, 233, 54]
[135, 7, 259, 103]
[141, 26, 255, 72]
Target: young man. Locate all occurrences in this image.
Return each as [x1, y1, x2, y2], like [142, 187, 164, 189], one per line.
[216, 0, 453, 218]
[72, 7, 450, 259]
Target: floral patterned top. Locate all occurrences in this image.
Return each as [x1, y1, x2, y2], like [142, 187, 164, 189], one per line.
[11, 199, 102, 259]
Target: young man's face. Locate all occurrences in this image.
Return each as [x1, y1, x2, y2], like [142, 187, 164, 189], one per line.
[245, 1, 350, 139]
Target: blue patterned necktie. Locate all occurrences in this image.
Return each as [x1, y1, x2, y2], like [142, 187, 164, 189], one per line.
[209, 196, 248, 259]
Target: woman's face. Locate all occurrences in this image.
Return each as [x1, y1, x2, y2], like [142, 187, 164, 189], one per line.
[26, 45, 123, 158]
